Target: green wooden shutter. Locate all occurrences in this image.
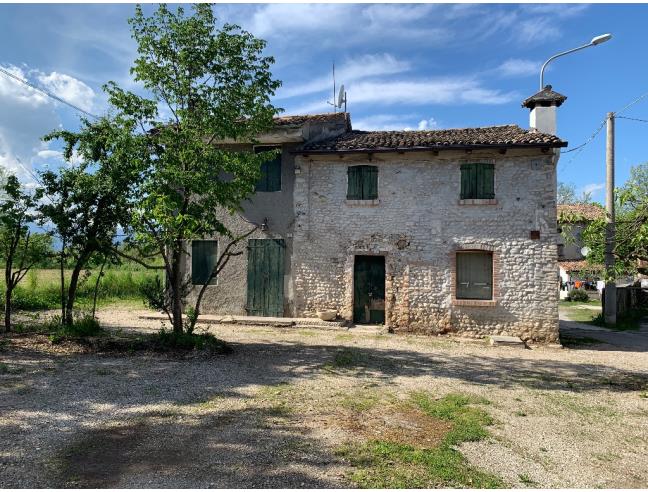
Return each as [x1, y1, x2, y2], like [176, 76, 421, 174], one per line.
[255, 147, 281, 192]
[267, 154, 281, 192]
[456, 251, 493, 300]
[477, 163, 494, 199]
[347, 166, 362, 199]
[460, 164, 474, 199]
[192, 240, 218, 285]
[461, 163, 494, 199]
[363, 166, 378, 199]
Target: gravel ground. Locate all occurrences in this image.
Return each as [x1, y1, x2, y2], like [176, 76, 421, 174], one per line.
[1, 307, 647, 488]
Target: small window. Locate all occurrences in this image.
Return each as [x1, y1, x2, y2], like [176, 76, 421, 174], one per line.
[456, 251, 493, 300]
[255, 146, 281, 192]
[460, 163, 494, 199]
[347, 165, 378, 200]
[192, 240, 218, 285]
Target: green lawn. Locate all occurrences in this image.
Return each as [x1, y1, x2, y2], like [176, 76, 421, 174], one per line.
[0, 268, 161, 310]
[559, 299, 601, 323]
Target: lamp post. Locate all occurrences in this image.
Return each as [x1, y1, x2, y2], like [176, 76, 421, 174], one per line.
[540, 33, 612, 89]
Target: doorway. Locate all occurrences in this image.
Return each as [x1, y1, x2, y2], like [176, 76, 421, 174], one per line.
[246, 238, 285, 317]
[353, 255, 385, 324]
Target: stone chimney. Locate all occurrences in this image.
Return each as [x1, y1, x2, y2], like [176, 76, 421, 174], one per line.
[521, 85, 567, 135]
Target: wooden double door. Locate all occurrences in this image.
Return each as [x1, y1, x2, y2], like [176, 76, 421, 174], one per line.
[246, 239, 285, 317]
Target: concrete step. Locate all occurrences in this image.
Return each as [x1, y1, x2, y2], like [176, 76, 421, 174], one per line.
[489, 335, 526, 347]
[138, 313, 348, 330]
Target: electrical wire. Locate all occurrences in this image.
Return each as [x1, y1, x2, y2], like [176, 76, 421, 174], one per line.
[0, 65, 99, 120]
[616, 116, 648, 124]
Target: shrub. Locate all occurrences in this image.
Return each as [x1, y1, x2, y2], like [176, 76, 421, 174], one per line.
[48, 315, 104, 343]
[140, 275, 167, 311]
[566, 289, 590, 302]
[151, 329, 231, 353]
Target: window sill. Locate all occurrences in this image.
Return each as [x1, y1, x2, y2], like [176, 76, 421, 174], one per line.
[345, 199, 380, 206]
[453, 298, 497, 307]
[458, 198, 498, 205]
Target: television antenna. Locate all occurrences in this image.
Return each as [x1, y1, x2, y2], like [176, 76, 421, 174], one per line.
[327, 62, 347, 113]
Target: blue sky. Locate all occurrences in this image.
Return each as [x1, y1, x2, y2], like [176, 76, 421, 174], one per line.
[1, 3, 647, 203]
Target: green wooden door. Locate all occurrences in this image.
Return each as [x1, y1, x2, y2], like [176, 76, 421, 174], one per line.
[353, 256, 385, 324]
[247, 239, 285, 317]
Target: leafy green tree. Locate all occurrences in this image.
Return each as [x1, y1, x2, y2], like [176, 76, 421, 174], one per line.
[39, 119, 139, 325]
[105, 4, 281, 333]
[557, 182, 593, 205]
[0, 175, 51, 332]
[581, 163, 648, 277]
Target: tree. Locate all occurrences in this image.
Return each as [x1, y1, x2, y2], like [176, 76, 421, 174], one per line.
[105, 4, 281, 334]
[557, 182, 592, 204]
[581, 163, 648, 277]
[39, 119, 139, 326]
[0, 175, 51, 332]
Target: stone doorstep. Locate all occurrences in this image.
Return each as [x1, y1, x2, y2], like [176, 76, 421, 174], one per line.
[488, 335, 526, 347]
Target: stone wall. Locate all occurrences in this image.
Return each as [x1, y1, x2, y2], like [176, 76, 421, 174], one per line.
[292, 149, 560, 342]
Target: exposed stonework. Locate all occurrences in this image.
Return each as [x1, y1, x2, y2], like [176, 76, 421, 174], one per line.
[291, 149, 560, 342]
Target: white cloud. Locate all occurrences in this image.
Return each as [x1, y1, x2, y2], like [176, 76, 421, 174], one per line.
[0, 64, 95, 184]
[580, 183, 605, 198]
[287, 77, 516, 115]
[277, 54, 411, 100]
[417, 118, 439, 130]
[496, 59, 541, 78]
[351, 113, 418, 131]
[37, 72, 95, 112]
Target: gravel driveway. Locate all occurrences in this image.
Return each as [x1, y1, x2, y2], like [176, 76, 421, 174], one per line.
[1, 308, 647, 488]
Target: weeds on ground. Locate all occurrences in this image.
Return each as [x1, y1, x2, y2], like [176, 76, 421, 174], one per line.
[518, 474, 538, 486]
[591, 309, 646, 331]
[48, 316, 104, 344]
[337, 393, 504, 488]
[151, 329, 231, 353]
[559, 334, 603, 347]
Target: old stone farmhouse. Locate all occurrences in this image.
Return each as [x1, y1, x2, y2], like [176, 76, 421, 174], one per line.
[185, 86, 568, 342]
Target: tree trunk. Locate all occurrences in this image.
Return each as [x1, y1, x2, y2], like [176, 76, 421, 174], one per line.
[92, 257, 107, 319]
[170, 246, 184, 334]
[4, 287, 11, 333]
[65, 261, 85, 326]
[59, 252, 66, 326]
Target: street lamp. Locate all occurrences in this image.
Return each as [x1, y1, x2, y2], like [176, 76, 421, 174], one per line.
[540, 33, 612, 89]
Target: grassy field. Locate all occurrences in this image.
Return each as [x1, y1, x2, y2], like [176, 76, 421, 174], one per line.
[559, 299, 602, 323]
[0, 267, 162, 310]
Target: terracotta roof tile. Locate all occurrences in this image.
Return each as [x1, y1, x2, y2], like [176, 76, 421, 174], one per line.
[558, 204, 605, 222]
[301, 124, 566, 153]
[273, 112, 349, 127]
[522, 85, 567, 109]
[558, 260, 604, 272]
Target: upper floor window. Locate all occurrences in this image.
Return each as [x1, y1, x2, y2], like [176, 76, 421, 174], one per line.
[255, 146, 281, 192]
[347, 165, 378, 200]
[192, 240, 218, 285]
[456, 250, 493, 300]
[460, 163, 494, 199]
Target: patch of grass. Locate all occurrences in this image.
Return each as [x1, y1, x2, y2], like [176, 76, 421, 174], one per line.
[335, 333, 354, 342]
[559, 334, 603, 347]
[514, 410, 527, 417]
[337, 393, 504, 488]
[518, 474, 538, 486]
[48, 316, 104, 344]
[590, 309, 646, 331]
[340, 390, 380, 413]
[542, 392, 617, 419]
[0, 268, 162, 310]
[640, 391, 648, 399]
[151, 329, 231, 353]
[325, 348, 371, 371]
[296, 329, 317, 337]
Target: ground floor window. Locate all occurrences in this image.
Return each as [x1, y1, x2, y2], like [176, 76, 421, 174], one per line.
[456, 250, 493, 300]
[192, 240, 218, 285]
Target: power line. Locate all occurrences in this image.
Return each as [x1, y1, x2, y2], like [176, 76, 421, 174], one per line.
[0, 65, 99, 120]
[560, 88, 648, 166]
[616, 115, 648, 124]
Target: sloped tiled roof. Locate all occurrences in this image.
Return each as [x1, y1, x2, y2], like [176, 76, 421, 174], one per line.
[301, 125, 566, 153]
[273, 112, 349, 127]
[522, 85, 567, 109]
[558, 204, 606, 222]
[558, 260, 604, 272]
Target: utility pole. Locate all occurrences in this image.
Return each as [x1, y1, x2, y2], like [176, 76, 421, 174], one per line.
[604, 111, 616, 324]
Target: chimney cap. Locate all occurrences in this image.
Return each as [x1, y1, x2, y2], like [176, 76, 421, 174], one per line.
[522, 85, 567, 109]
